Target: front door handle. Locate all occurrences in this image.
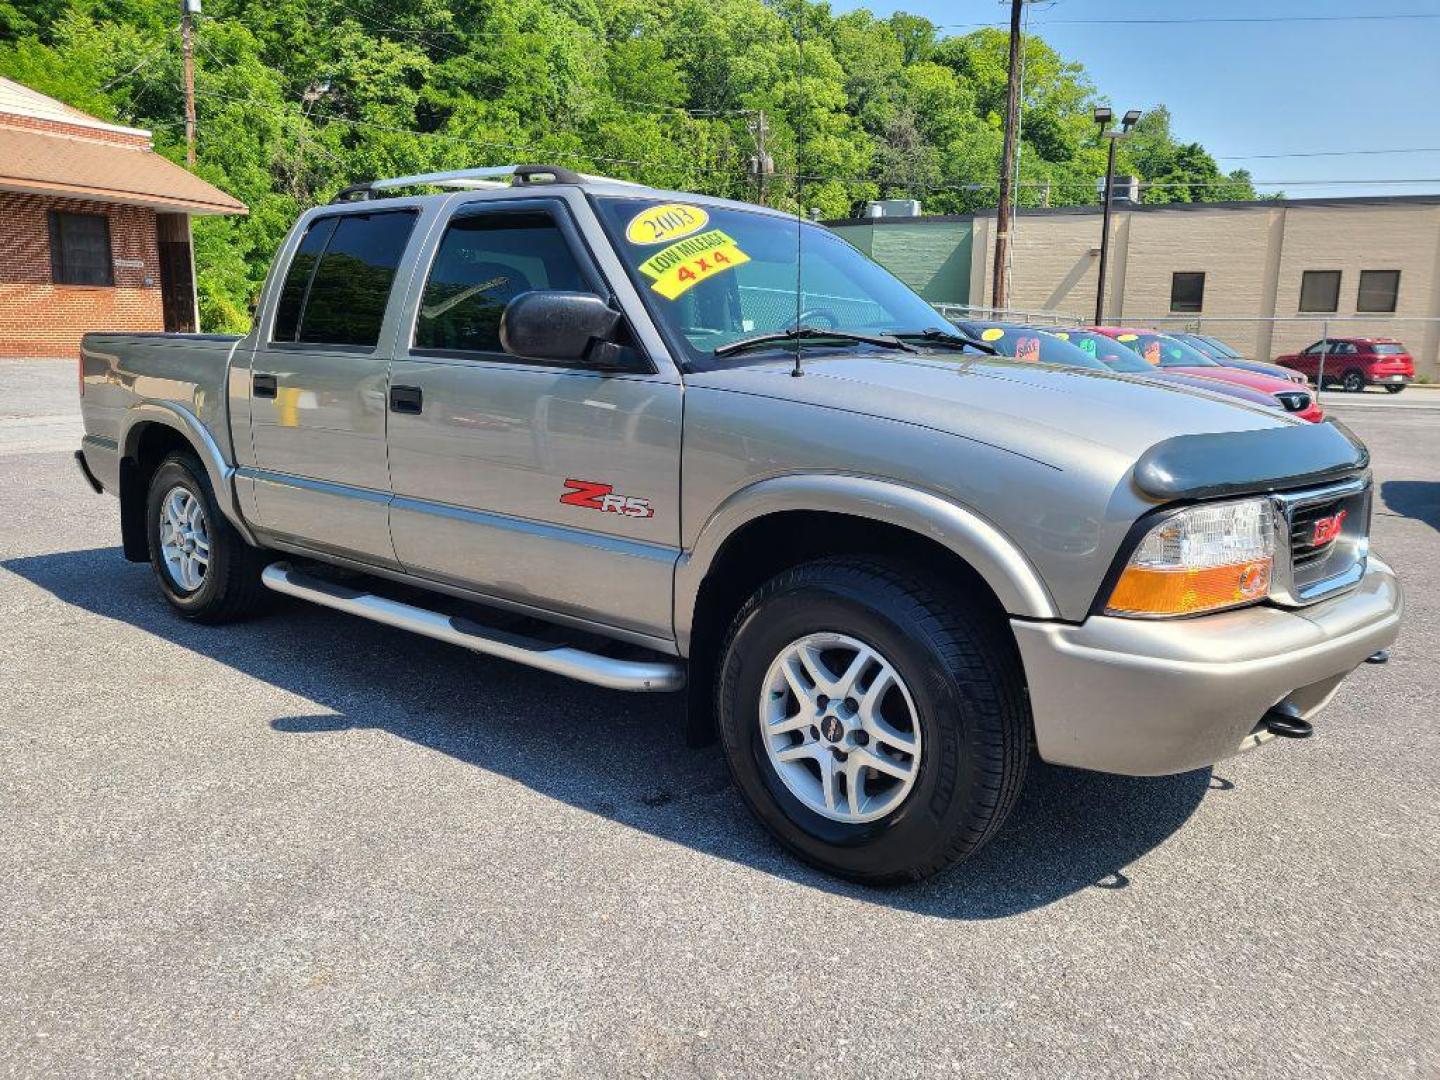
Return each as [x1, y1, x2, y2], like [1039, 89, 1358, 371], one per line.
[390, 385, 423, 414]
[253, 372, 278, 399]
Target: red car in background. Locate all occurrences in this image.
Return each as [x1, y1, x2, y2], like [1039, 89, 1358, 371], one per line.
[1275, 337, 1415, 394]
[1091, 327, 1325, 423]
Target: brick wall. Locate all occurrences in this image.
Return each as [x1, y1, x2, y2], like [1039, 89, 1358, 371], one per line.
[0, 191, 164, 358]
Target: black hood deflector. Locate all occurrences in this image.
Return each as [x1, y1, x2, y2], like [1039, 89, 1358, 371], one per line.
[1134, 420, 1369, 501]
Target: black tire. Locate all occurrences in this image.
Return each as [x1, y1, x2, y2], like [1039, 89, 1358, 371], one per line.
[715, 557, 1029, 884]
[146, 452, 269, 623]
[1342, 369, 1366, 393]
[1384, 384, 1405, 394]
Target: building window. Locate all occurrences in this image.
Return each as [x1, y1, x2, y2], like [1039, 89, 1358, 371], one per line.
[48, 211, 114, 286]
[1298, 270, 1341, 313]
[1357, 270, 1400, 313]
[1169, 272, 1205, 313]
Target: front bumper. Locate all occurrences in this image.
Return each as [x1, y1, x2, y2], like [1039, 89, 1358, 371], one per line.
[1012, 555, 1402, 776]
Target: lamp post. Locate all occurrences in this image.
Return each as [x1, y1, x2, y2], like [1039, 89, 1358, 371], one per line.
[1093, 106, 1141, 324]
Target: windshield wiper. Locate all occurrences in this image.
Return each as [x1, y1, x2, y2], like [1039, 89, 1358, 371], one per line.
[713, 325, 918, 358]
[891, 327, 998, 355]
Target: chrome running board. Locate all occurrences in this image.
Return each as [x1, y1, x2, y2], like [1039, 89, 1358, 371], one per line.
[261, 562, 684, 692]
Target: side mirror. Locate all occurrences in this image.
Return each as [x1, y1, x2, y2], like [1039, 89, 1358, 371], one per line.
[499, 291, 623, 365]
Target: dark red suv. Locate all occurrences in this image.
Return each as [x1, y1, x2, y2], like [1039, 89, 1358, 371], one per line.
[1275, 338, 1415, 394]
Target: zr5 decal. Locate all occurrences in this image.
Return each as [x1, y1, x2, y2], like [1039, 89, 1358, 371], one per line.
[560, 479, 655, 519]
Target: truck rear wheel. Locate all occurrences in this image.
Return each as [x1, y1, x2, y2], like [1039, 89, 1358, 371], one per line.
[715, 557, 1029, 884]
[146, 452, 268, 623]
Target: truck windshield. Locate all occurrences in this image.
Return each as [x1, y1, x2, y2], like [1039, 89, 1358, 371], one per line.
[593, 197, 947, 365]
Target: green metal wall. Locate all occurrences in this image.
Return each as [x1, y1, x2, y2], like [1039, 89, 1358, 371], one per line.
[829, 219, 974, 304]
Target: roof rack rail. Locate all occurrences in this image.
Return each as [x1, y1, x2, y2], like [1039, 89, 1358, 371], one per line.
[330, 163, 642, 202]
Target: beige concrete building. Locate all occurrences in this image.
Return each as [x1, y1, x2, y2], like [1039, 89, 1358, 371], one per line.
[967, 195, 1440, 379]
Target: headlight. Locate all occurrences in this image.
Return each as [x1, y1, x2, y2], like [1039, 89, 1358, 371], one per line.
[1107, 498, 1275, 617]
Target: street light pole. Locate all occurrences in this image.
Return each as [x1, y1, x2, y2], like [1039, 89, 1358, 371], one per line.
[1093, 107, 1141, 325]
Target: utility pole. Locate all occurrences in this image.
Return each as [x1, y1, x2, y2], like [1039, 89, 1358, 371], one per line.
[990, 0, 1023, 310]
[1092, 106, 1142, 325]
[748, 110, 774, 206]
[181, 0, 200, 168]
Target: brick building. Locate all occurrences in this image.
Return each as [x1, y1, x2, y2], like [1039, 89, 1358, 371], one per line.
[0, 77, 245, 358]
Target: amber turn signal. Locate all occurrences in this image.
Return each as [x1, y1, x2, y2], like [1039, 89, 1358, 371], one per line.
[1107, 559, 1273, 617]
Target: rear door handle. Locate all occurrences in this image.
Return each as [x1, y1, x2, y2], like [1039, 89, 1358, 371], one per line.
[253, 373, 278, 399]
[390, 385, 423, 414]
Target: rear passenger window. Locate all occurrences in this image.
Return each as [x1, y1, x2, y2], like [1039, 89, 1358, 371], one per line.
[414, 211, 593, 356]
[299, 212, 417, 347]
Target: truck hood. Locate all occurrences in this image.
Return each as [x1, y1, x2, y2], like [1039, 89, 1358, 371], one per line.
[685, 352, 1290, 468]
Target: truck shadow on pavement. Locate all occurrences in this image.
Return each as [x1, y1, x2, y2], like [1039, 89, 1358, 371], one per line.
[5, 546, 1212, 920]
[1380, 480, 1440, 533]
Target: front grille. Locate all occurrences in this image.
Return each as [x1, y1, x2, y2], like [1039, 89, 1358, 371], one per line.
[1272, 480, 1371, 605]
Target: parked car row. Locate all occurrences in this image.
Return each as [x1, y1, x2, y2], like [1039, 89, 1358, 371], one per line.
[951, 320, 1325, 422]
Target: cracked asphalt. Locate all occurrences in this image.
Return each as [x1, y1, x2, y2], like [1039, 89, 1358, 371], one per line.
[1, 358, 1436, 1078]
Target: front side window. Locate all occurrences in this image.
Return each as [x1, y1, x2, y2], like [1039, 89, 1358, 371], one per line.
[272, 211, 416, 347]
[1169, 272, 1205, 313]
[1357, 270, 1400, 313]
[49, 211, 113, 286]
[594, 197, 945, 366]
[414, 210, 592, 356]
[1299, 270, 1341, 313]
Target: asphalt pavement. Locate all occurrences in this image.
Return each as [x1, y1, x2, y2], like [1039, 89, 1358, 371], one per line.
[1, 358, 1436, 1078]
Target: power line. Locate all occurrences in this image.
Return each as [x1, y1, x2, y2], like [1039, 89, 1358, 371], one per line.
[1217, 147, 1440, 161]
[943, 13, 1440, 28]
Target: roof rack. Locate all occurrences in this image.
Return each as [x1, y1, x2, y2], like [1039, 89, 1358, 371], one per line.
[330, 163, 642, 203]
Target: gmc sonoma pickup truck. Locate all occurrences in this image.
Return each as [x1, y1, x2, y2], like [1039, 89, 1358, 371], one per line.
[76, 164, 1402, 883]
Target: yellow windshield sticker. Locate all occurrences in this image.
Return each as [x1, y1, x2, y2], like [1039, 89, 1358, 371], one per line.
[1117, 333, 1138, 342]
[626, 203, 710, 246]
[639, 229, 750, 300]
[980, 327, 1005, 342]
[1053, 331, 1069, 340]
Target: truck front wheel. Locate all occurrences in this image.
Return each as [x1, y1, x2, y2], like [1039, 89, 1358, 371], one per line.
[145, 452, 268, 623]
[716, 557, 1029, 884]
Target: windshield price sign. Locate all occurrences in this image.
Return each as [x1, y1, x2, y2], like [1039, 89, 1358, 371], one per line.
[638, 229, 750, 299]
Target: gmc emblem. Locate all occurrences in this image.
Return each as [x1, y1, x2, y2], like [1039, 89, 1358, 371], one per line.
[1311, 509, 1347, 547]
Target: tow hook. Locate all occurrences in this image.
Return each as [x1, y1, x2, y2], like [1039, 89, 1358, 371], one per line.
[1263, 702, 1313, 739]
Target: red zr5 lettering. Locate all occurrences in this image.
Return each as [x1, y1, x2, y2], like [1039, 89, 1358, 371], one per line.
[560, 479, 655, 519]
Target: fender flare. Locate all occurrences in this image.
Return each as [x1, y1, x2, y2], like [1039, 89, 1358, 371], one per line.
[672, 473, 1059, 651]
[120, 402, 259, 546]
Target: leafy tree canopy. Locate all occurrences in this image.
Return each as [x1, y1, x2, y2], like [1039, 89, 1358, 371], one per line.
[1, 0, 1258, 330]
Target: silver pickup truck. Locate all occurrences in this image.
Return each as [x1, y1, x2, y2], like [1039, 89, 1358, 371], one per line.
[76, 164, 1402, 883]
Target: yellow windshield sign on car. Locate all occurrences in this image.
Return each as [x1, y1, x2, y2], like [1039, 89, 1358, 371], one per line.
[626, 203, 710, 246]
[639, 229, 750, 300]
[980, 327, 1005, 342]
[1117, 333, 1138, 342]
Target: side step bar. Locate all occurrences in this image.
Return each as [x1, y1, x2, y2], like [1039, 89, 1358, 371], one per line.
[261, 562, 685, 692]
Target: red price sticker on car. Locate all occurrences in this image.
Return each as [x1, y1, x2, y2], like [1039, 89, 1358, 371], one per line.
[1015, 335, 1042, 363]
[638, 229, 750, 300]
